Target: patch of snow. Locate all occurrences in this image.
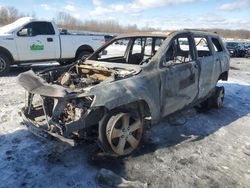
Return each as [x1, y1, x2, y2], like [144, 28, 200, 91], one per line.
[0, 58, 250, 187]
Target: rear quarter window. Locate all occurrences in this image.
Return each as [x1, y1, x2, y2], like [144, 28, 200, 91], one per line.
[211, 38, 223, 52]
[194, 37, 212, 57]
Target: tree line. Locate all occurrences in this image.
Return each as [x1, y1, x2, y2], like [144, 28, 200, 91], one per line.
[0, 6, 35, 25]
[0, 6, 250, 39]
[54, 12, 156, 33]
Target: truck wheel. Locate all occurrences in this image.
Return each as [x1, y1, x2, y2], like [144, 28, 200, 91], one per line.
[212, 86, 225, 109]
[98, 109, 143, 156]
[58, 61, 71, 66]
[77, 51, 91, 61]
[0, 53, 11, 76]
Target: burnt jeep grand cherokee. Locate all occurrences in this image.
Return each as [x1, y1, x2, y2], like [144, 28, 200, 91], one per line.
[18, 31, 230, 156]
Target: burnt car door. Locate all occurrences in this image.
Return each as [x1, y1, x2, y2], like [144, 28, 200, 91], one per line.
[159, 34, 199, 117]
[193, 36, 215, 99]
[209, 37, 228, 89]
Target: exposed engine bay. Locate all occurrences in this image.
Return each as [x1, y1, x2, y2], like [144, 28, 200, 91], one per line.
[38, 62, 138, 92]
[17, 61, 139, 142]
[56, 64, 114, 90]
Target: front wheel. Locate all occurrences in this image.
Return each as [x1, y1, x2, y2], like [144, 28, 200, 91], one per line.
[98, 109, 143, 156]
[0, 53, 11, 76]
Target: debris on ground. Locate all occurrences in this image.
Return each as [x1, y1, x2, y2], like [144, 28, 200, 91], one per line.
[96, 168, 148, 188]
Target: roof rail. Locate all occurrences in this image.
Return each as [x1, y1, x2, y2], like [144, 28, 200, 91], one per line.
[184, 29, 209, 32]
[184, 29, 217, 34]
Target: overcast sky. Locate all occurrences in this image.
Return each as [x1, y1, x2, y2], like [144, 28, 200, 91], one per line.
[0, 0, 250, 30]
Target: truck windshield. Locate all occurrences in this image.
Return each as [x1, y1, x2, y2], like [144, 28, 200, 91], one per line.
[0, 17, 33, 34]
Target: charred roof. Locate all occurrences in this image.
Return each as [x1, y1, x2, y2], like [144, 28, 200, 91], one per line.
[115, 30, 220, 39]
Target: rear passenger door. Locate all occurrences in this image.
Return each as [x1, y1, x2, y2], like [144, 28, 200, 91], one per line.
[160, 34, 199, 117]
[193, 36, 214, 99]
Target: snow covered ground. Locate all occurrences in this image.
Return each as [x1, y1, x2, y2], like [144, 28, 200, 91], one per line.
[0, 58, 250, 188]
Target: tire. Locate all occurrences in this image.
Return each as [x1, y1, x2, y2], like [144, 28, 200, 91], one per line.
[77, 51, 91, 61]
[197, 98, 213, 112]
[197, 86, 225, 112]
[58, 61, 65, 66]
[58, 51, 91, 66]
[0, 53, 11, 76]
[212, 86, 225, 109]
[98, 111, 115, 153]
[98, 109, 143, 156]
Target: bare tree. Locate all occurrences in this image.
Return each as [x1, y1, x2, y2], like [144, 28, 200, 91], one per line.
[56, 12, 82, 30]
[54, 12, 141, 33]
[0, 7, 9, 25]
[207, 29, 250, 39]
[55, 12, 250, 37]
[0, 6, 21, 25]
[7, 7, 19, 22]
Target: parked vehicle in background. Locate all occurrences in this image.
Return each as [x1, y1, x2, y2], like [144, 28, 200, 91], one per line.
[18, 31, 230, 156]
[0, 17, 105, 75]
[225, 41, 246, 57]
[245, 49, 250, 58]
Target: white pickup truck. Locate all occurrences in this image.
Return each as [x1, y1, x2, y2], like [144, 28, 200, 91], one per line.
[0, 17, 105, 75]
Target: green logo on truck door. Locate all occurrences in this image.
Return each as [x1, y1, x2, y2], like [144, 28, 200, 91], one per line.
[30, 40, 44, 51]
[30, 44, 44, 50]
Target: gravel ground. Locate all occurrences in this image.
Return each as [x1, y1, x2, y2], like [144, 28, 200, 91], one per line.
[0, 58, 250, 188]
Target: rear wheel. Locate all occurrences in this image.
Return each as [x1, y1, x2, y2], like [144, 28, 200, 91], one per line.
[212, 86, 225, 109]
[0, 53, 11, 76]
[197, 86, 225, 112]
[197, 98, 212, 112]
[77, 51, 92, 61]
[99, 109, 143, 156]
[58, 50, 91, 66]
[58, 60, 72, 66]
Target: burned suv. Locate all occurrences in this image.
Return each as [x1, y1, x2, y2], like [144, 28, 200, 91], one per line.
[18, 31, 230, 156]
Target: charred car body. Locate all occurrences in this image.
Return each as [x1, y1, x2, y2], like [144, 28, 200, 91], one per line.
[18, 31, 230, 156]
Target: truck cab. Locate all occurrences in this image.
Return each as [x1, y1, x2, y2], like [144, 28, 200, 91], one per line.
[0, 17, 104, 75]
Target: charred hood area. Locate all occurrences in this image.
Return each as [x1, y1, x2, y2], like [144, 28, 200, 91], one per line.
[17, 62, 139, 97]
[17, 61, 140, 139]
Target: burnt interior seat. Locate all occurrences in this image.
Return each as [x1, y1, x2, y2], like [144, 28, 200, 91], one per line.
[129, 53, 144, 65]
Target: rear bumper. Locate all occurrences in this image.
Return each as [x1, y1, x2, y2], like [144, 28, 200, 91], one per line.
[21, 109, 76, 146]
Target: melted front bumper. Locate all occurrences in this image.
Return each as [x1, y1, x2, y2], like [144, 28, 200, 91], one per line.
[20, 108, 76, 146]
